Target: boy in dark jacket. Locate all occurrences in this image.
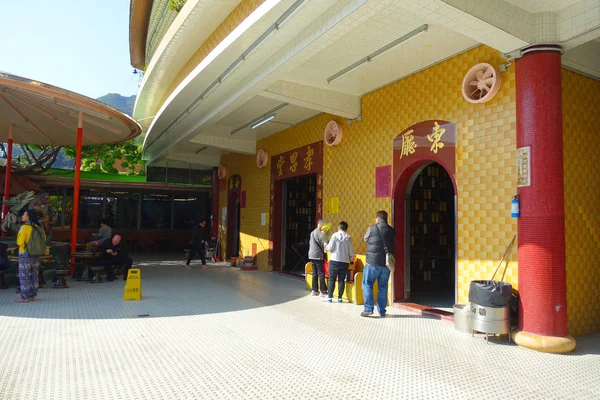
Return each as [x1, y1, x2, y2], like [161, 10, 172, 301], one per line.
[185, 220, 209, 269]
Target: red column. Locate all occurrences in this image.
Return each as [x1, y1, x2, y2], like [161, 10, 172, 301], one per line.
[211, 167, 220, 241]
[515, 45, 575, 352]
[70, 113, 83, 271]
[3, 124, 14, 222]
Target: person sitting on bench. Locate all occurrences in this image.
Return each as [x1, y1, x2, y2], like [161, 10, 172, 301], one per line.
[0, 243, 9, 271]
[97, 234, 133, 281]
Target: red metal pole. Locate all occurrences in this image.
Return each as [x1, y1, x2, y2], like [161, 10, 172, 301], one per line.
[70, 112, 83, 273]
[2, 124, 14, 237]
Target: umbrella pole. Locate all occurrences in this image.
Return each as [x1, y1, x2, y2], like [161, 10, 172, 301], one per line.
[2, 124, 14, 237]
[70, 112, 83, 274]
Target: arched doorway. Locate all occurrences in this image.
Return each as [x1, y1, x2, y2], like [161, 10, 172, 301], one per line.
[227, 175, 241, 259]
[405, 162, 456, 307]
[392, 121, 457, 308]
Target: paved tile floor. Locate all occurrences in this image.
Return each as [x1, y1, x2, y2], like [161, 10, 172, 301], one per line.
[0, 256, 599, 400]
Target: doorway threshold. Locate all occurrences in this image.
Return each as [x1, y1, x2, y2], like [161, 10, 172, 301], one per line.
[274, 271, 305, 281]
[393, 302, 454, 322]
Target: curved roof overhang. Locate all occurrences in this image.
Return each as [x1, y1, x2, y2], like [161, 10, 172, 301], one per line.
[129, 0, 154, 70]
[133, 0, 242, 129]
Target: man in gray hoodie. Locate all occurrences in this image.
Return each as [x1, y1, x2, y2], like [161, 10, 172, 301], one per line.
[324, 221, 354, 303]
[308, 220, 328, 296]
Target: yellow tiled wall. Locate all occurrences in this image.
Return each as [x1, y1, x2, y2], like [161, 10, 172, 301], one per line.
[562, 69, 600, 336]
[220, 45, 519, 302]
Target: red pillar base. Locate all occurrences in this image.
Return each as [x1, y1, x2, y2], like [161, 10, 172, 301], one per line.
[513, 330, 576, 354]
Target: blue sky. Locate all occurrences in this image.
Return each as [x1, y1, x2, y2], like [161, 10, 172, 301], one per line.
[0, 0, 140, 99]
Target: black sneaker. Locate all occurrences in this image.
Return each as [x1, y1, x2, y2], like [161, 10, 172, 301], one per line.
[380, 313, 386, 318]
[360, 311, 374, 317]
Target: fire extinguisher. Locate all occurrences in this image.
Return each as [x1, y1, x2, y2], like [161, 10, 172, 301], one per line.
[511, 195, 520, 218]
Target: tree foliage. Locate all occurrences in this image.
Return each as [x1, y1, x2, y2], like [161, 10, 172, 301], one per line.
[1, 140, 144, 176]
[0, 143, 61, 175]
[168, 0, 187, 12]
[64, 140, 145, 175]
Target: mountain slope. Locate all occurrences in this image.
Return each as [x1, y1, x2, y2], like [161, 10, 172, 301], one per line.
[96, 93, 136, 116]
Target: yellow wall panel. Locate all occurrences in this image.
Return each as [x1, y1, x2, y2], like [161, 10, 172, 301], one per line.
[562, 69, 600, 336]
[220, 45, 519, 304]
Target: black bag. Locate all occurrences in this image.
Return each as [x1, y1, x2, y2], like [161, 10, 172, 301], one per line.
[468, 280, 512, 308]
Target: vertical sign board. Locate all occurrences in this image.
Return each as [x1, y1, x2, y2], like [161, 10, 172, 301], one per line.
[123, 269, 142, 301]
[376, 165, 392, 198]
[325, 197, 340, 214]
[241, 190, 247, 208]
[516, 147, 531, 187]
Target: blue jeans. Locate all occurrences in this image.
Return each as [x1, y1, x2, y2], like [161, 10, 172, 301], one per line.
[362, 264, 390, 314]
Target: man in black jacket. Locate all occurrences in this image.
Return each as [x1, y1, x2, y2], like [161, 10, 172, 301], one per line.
[185, 220, 209, 269]
[362, 210, 395, 318]
[97, 234, 133, 282]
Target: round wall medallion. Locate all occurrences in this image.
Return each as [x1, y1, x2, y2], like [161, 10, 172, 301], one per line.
[462, 63, 502, 104]
[256, 149, 269, 168]
[217, 165, 227, 179]
[324, 120, 343, 146]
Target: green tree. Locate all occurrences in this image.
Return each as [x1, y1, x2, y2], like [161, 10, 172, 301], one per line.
[168, 0, 187, 12]
[0, 141, 145, 176]
[64, 140, 145, 175]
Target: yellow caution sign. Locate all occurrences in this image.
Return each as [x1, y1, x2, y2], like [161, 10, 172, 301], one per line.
[123, 268, 142, 301]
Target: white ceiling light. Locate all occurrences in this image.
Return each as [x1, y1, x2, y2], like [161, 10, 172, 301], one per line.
[251, 114, 276, 129]
[327, 24, 429, 84]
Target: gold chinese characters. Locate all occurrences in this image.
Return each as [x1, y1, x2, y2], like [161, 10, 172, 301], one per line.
[277, 155, 285, 176]
[289, 152, 299, 172]
[304, 145, 314, 171]
[400, 129, 417, 159]
[427, 121, 446, 154]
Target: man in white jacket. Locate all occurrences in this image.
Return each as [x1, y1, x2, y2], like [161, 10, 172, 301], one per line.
[324, 221, 354, 303]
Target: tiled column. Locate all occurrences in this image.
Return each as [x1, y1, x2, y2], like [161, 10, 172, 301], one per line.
[513, 44, 576, 353]
[211, 167, 220, 241]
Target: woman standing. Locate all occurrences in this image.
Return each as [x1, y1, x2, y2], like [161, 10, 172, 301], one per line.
[16, 210, 46, 303]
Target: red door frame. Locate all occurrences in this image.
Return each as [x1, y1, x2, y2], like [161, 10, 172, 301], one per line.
[392, 121, 457, 302]
[227, 175, 242, 259]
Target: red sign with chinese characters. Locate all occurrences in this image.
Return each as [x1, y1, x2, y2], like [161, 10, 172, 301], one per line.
[393, 120, 456, 190]
[375, 165, 392, 198]
[270, 141, 324, 180]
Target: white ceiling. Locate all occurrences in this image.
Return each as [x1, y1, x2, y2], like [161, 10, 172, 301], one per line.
[502, 0, 582, 13]
[137, 0, 600, 168]
[563, 38, 600, 77]
[217, 95, 321, 140]
[289, 24, 477, 95]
